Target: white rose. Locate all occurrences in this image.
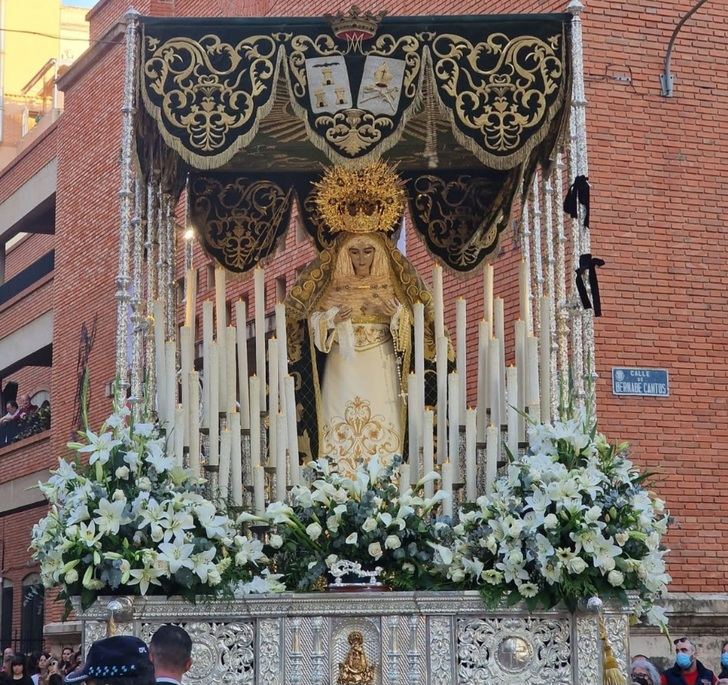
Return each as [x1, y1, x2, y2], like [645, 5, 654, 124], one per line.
[607, 570, 624, 587]
[450, 568, 465, 582]
[207, 568, 222, 585]
[150, 525, 164, 543]
[269, 534, 283, 549]
[362, 517, 377, 533]
[368, 542, 383, 560]
[345, 532, 358, 545]
[65, 568, 79, 584]
[615, 532, 629, 547]
[326, 516, 340, 533]
[115, 466, 130, 480]
[543, 513, 559, 530]
[138, 477, 152, 491]
[306, 522, 323, 541]
[568, 557, 588, 574]
[384, 535, 401, 550]
[112, 489, 125, 502]
[402, 562, 415, 574]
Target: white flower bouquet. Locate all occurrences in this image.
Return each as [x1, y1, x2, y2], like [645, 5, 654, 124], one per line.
[30, 407, 282, 610]
[256, 456, 450, 591]
[432, 415, 670, 624]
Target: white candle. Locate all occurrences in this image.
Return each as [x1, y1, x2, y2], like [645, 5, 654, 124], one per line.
[494, 297, 506, 421]
[456, 297, 467, 420]
[254, 267, 267, 411]
[448, 372, 460, 482]
[275, 302, 288, 400]
[436, 335, 448, 464]
[215, 267, 227, 408]
[527, 335, 541, 424]
[442, 462, 453, 517]
[207, 342, 220, 466]
[407, 372, 419, 481]
[519, 259, 531, 333]
[506, 366, 519, 458]
[399, 463, 411, 496]
[180, 325, 193, 445]
[485, 424, 498, 492]
[235, 300, 251, 430]
[284, 375, 300, 487]
[422, 409, 435, 499]
[253, 465, 265, 515]
[539, 296, 552, 423]
[225, 326, 237, 413]
[515, 319, 527, 441]
[432, 264, 444, 340]
[483, 263, 493, 339]
[476, 320, 489, 443]
[153, 299, 166, 419]
[184, 267, 197, 331]
[188, 372, 201, 477]
[276, 412, 287, 501]
[219, 427, 232, 501]
[173, 404, 185, 468]
[230, 411, 243, 506]
[249, 375, 261, 470]
[465, 408, 477, 502]
[164, 340, 176, 430]
[488, 337, 501, 431]
[413, 302, 425, 425]
[268, 338, 279, 465]
[201, 300, 214, 428]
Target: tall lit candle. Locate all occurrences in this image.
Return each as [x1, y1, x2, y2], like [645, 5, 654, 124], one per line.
[207, 342, 219, 466]
[268, 337, 279, 465]
[235, 300, 251, 429]
[284, 375, 300, 487]
[494, 297, 506, 421]
[399, 463, 411, 496]
[164, 340, 176, 430]
[275, 302, 288, 399]
[413, 302, 425, 424]
[253, 465, 265, 515]
[515, 319, 527, 441]
[153, 299, 166, 419]
[506, 366, 519, 458]
[448, 372, 460, 482]
[230, 411, 243, 506]
[249, 375, 261, 470]
[432, 264, 444, 340]
[519, 259, 531, 333]
[488, 337, 501, 431]
[219, 427, 232, 501]
[436, 335, 448, 464]
[215, 267, 228, 408]
[539, 296, 552, 423]
[442, 462, 453, 517]
[276, 412, 287, 501]
[225, 326, 237, 413]
[188, 371, 200, 477]
[254, 267, 267, 411]
[526, 335, 541, 424]
[407, 372, 419, 481]
[173, 404, 185, 468]
[180, 326, 193, 444]
[483, 263, 493, 339]
[422, 409, 435, 499]
[456, 297, 467, 419]
[201, 300, 214, 428]
[184, 267, 197, 330]
[476, 321, 489, 442]
[465, 408, 477, 502]
[485, 424, 498, 492]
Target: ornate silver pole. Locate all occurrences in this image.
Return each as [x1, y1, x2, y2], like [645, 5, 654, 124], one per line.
[554, 152, 570, 416]
[145, 178, 159, 416]
[130, 176, 146, 420]
[520, 191, 533, 335]
[114, 10, 140, 398]
[530, 174, 544, 337]
[542, 169, 558, 419]
[163, 192, 176, 342]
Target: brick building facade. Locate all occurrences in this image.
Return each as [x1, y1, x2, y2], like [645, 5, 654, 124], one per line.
[0, 0, 725, 662]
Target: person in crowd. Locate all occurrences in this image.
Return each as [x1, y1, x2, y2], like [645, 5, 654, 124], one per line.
[9, 655, 33, 685]
[0, 401, 18, 424]
[717, 640, 728, 684]
[46, 659, 62, 685]
[2, 649, 14, 673]
[64, 636, 154, 685]
[32, 653, 51, 685]
[661, 637, 717, 685]
[631, 656, 662, 685]
[58, 650, 73, 677]
[15, 394, 37, 422]
[149, 626, 192, 685]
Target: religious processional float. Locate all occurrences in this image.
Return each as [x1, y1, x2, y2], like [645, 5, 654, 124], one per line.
[32, 4, 669, 684]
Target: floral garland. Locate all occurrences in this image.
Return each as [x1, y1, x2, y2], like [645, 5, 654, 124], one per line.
[30, 407, 283, 610]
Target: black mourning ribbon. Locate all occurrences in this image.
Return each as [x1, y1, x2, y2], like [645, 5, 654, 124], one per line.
[575, 253, 605, 317]
[563, 174, 590, 228]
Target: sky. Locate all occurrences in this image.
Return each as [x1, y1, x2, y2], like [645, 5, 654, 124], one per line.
[62, 0, 98, 7]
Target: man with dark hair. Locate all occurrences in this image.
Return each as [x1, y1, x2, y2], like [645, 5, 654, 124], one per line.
[661, 637, 717, 685]
[148, 626, 192, 685]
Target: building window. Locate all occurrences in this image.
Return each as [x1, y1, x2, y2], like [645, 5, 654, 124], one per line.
[275, 276, 286, 303]
[1, 580, 13, 650]
[206, 264, 215, 290]
[20, 574, 43, 654]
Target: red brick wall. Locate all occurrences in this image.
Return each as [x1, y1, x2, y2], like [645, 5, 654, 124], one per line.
[0, 124, 57, 206]
[5, 234, 55, 282]
[0, 279, 53, 342]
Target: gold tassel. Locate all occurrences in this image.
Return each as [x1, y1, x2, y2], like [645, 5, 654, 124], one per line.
[599, 614, 627, 685]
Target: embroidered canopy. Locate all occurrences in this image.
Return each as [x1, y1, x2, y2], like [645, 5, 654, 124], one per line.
[137, 11, 572, 272]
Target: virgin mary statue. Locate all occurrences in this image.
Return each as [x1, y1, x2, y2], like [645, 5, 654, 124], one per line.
[285, 163, 442, 475]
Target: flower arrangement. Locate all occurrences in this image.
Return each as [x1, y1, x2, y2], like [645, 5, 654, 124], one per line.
[30, 407, 283, 610]
[431, 415, 670, 625]
[256, 457, 450, 591]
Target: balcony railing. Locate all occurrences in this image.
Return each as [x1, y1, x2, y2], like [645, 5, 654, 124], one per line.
[0, 250, 54, 305]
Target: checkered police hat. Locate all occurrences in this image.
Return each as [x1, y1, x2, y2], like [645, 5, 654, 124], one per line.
[65, 636, 152, 683]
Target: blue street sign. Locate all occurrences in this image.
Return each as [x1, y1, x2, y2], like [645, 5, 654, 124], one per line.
[611, 368, 669, 397]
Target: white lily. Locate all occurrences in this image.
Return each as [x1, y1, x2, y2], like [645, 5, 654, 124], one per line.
[158, 540, 195, 574]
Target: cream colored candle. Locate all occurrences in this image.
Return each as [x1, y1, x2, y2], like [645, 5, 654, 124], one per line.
[268, 337, 278, 465]
[180, 326, 193, 444]
[506, 365, 519, 458]
[488, 338, 501, 431]
[230, 411, 243, 506]
[201, 300, 214, 428]
[526, 335, 541, 424]
[153, 299, 166, 420]
[483, 263, 493, 339]
[448, 372, 460, 481]
[275, 302, 288, 399]
[249, 375, 261, 470]
[188, 371, 201, 477]
[207, 342, 220, 466]
[253, 465, 265, 515]
[275, 412, 287, 501]
[539, 296, 552, 423]
[407, 372, 419, 480]
[173, 404, 185, 468]
[422, 409, 435, 499]
[432, 264, 444, 339]
[519, 259, 531, 333]
[219, 427, 232, 501]
[494, 297, 506, 421]
[485, 423, 498, 492]
[284, 375, 299, 487]
[399, 463, 411, 496]
[514, 319, 527, 441]
[254, 267, 267, 411]
[456, 297, 467, 419]
[184, 267, 197, 330]
[235, 300, 250, 430]
[436, 335, 448, 464]
[465, 408, 477, 502]
[413, 302, 425, 424]
[441, 462, 453, 518]
[164, 340, 176, 429]
[215, 267, 228, 408]
[476, 320, 489, 442]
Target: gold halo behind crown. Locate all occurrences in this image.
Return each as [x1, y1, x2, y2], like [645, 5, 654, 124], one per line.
[314, 162, 406, 234]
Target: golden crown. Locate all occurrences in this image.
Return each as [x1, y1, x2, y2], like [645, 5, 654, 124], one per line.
[326, 6, 386, 41]
[313, 162, 406, 235]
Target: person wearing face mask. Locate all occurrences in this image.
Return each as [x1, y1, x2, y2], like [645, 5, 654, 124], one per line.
[661, 637, 717, 685]
[717, 640, 728, 685]
[631, 656, 661, 685]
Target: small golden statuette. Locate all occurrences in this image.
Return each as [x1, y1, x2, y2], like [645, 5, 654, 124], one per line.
[337, 631, 376, 685]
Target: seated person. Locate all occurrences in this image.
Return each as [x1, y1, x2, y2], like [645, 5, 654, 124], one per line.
[0, 401, 18, 424]
[16, 393, 38, 421]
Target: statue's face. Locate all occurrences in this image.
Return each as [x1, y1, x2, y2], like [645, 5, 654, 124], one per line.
[348, 241, 376, 276]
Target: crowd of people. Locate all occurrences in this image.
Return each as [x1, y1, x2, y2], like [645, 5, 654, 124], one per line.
[0, 393, 51, 446]
[0, 647, 81, 685]
[632, 637, 728, 685]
